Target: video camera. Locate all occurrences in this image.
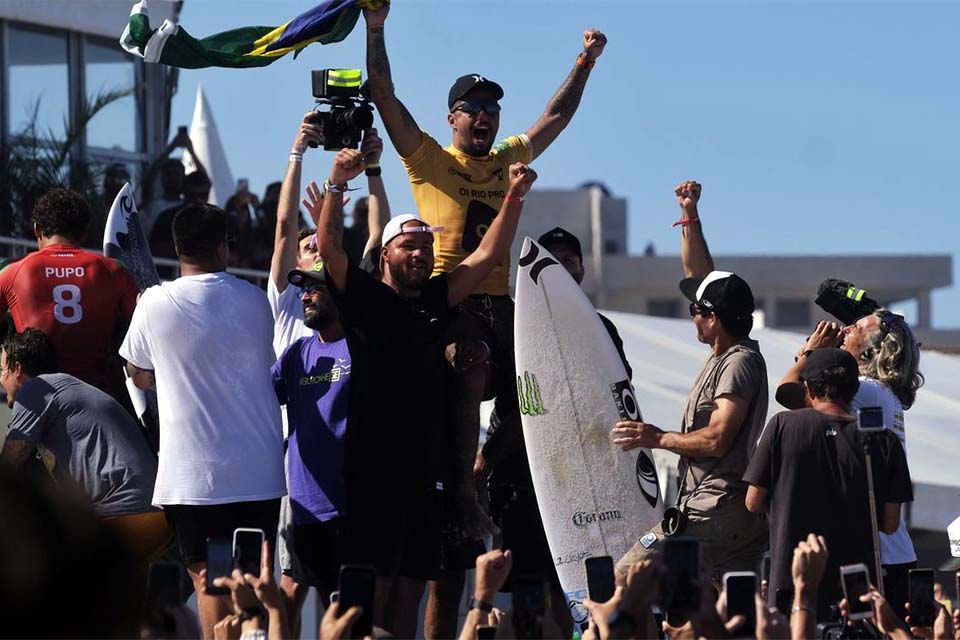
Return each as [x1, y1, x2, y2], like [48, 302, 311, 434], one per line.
[310, 68, 374, 151]
[814, 278, 881, 326]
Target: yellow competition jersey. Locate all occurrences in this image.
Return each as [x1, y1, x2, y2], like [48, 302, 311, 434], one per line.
[401, 132, 531, 296]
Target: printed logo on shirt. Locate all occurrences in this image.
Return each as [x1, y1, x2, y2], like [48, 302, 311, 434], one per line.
[492, 139, 511, 154]
[447, 166, 473, 182]
[299, 361, 351, 386]
[517, 370, 546, 416]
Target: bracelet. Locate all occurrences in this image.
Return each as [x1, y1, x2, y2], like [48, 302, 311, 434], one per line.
[505, 194, 524, 203]
[794, 349, 814, 363]
[671, 216, 700, 228]
[576, 53, 595, 70]
[323, 179, 348, 194]
[791, 606, 816, 616]
[365, 164, 382, 177]
[468, 596, 494, 613]
[289, 153, 303, 163]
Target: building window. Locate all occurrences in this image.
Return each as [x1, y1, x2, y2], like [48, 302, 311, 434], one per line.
[8, 25, 70, 140]
[648, 298, 680, 318]
[775, 299, 811, 327]
[85, 39, 137, 152]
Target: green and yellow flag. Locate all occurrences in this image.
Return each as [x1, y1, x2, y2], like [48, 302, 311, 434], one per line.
[120, 0, 387, 69]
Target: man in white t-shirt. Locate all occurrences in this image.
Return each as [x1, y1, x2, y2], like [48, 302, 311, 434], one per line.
[777, 308, 924, 620]
[121, 203, 285, 640]
[267, 113, 390, 635]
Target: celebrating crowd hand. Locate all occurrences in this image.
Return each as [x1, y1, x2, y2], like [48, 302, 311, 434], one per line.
[581, 586, 624, 640]
[839, 587, 903, 635]
[507, 163, 538, 197]
[330, 148, 366, 185]
[213, 614, 241, 640]
[582, 28, 608, 61]
[675, 181, 701, 217]
[906, 601, 955, 640]
[319, 601, 363, 640]
[360, 128, 384, 165]
[792, 533, 828, 591]
[293, 111, 325, 153]
[612, 420, 662, 452]
[474, 549, 513, 600]
[362, 1, 388, 27]
[802, 321, 843, 354]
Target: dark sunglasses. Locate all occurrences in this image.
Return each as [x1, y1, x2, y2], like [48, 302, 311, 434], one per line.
[452, 99, 501, 115]
[301, 283, 327, 295]
[689, 302, 714, 317]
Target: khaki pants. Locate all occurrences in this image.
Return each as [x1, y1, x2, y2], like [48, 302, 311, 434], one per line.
[616, 504, 768, 583]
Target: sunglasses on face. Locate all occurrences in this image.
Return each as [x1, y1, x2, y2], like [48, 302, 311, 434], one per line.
[452, 99, 501, 115]
[689, 302, 714, 317]
[301, 284, 326, 295]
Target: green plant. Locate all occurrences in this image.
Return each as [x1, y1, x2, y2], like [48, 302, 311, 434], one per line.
[2, 86, 133, 245]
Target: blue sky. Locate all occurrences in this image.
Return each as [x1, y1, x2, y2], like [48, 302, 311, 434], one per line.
[164, 1, 958, 327]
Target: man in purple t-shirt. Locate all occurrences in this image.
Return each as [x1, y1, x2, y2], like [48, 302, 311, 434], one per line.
[271, 263, 351, 601]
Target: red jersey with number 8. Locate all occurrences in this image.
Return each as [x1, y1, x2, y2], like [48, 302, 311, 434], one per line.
[0, 244, 139, 389]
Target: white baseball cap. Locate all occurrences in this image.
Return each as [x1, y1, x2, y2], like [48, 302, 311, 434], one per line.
[381, 214, 443, 247]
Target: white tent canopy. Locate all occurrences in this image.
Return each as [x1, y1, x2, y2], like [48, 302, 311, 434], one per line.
[600, 310, 960, 532]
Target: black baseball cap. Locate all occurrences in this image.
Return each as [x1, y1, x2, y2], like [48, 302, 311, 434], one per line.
[538, 227, 582, 259]
[679, 270, 755, 319]
[287, 261, 326, 288]
[448, 74, 504, 110]
[800, 347, 859, 385]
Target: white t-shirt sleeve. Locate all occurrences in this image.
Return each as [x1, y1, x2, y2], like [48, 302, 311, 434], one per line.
[119, 291, 154, 369]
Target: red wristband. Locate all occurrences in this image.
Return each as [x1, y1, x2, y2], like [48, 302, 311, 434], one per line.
[577, 53, 595, 70]
[505, 194, 525, 204]
[671, 217, 700, 228]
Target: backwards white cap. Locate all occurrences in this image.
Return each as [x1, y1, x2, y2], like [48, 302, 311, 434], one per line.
[381, 214, 444, 247]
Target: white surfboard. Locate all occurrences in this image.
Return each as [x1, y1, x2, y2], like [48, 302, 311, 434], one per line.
[103, 183, 160, 444]
[514, 237, 663, 625]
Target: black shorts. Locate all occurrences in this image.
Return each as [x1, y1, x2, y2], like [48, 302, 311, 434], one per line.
[165, 498, 281, 567]
[489, 485, 561, 590]
[287, 518, 348, 593]
[446, 295, 517, 416]
[348, 486, 444, 581]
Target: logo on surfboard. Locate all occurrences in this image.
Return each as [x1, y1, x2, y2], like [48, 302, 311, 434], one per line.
[610, 379, 640, 420]
[517, 242, 558, 284]
[517, 370, 546, 416]
[610, 379, 661, 508]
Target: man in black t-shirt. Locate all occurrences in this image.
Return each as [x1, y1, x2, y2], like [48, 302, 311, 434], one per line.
[743, 348, 912, 618]
[304, 147, 537, 639]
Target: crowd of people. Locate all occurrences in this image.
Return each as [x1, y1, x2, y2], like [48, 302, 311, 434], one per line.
[0, 4, 957, 640]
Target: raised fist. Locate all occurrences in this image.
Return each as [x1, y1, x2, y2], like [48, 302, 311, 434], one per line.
[507, 163, 538, 197]
[674, 180, 701, 215]
[360, 128, 384, 166]
[583, 29, 607, 61]
[329, 148, 365, 185]
[362, 2, 389, 28]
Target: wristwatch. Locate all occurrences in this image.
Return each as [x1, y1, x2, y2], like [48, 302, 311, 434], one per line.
[468, 596, 494, 613]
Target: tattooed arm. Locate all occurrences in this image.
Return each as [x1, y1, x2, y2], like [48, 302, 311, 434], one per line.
[526, 28, 607, 160]
[363, 5, 423, 157]
[307, 149, 367, 292]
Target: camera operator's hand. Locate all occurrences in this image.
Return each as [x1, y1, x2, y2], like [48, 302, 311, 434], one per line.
[474, 549, 512, 603]
[329, 148, 366, 185]
[674, 181, 701, 218]
[791, 533, 828, 593]
[755, 594, 790, 640]
[363, 2, 389, 28]
[507, 163, 538, 198]
[360, 128, 384, 167]
[293, 111, 325, 154]
[582, 29, 607, 62]
[802, 321, 843, 353]
[172, 127, 192, 150]
[839, 587, 905, 636]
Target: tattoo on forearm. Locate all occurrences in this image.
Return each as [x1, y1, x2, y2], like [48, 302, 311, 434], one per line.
[368, 29, 391, 80]
[547, 67, 588, 119]
[324, 204, 345, 248]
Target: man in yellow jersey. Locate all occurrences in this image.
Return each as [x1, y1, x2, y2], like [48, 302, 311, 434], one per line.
[363, 4, 607, 637]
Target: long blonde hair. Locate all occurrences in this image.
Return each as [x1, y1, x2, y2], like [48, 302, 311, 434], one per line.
[862, 310, 924, 409]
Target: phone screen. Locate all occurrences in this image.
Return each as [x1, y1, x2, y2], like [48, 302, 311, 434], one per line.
[206, 538, 233, 596]
[233, 528, 264, 575]
[585, 556, 616, 604]
[724, 573, 757, 635]
[841, 565, 873, 618]
[147, 562, 182, 607]
[338, 565, 375, 638]
[663, 538, 701, 615]
[857, 406, 885, 431]
[908, 569, 936, 627]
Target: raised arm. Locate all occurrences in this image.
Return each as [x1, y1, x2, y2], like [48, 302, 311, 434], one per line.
[775, 321, 842, 409]
[360, 128, 391, 255]
[363, 5, 423, 157]
[447, 164, 537, 306]
[306, 149, 367, 293]
[675, 180, 714, 278]
[270, 113, 324, 290]
[525, 29, 606, 161]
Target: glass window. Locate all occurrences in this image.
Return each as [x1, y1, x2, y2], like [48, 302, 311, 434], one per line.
[8, 26, 69, 140]
[84, 39, 137, 151]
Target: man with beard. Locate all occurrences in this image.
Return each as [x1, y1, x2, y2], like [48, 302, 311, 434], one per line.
[305, 147, 536, 638]
[363, 6, 606, 633]
[270, 261, 351, 607]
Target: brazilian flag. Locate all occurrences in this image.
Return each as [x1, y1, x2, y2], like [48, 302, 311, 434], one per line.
[120, 0, 387, 69]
